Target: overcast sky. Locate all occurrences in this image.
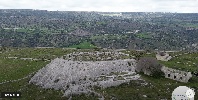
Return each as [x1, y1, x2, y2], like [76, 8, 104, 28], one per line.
[0, 0, 198, 13]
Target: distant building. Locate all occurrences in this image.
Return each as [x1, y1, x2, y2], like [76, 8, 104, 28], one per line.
[156, 52, 172, 61]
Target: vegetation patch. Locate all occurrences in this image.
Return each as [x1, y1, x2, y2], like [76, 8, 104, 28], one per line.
[135, 32, 152, 39]
[98, 74, 198, 100]
[179, 23, 198, 28]
[0, 58, 48, 82]
[0, 48, 197, 100]
[160, 52, 198, 72]
[91, 34, 128, 40]
[68, 41, 97, 49]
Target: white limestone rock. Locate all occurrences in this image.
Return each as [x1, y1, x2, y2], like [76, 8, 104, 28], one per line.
[29, 58, 140, 96]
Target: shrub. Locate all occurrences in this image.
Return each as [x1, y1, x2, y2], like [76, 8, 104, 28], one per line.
[76, 47, 81, 49]
[135, 57, 163, 78]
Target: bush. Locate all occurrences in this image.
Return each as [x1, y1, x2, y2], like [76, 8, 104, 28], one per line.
[76, 47, 81, 49]
[93, 47, 101, 51]
[135, 57, 163, 77]
[152, 70, 165, 78]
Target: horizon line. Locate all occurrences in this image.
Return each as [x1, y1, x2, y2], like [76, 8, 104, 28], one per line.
[0, 9, 198, 13]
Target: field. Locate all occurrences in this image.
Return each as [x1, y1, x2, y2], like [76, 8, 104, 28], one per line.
[135, 32, 152, 39]
[0, 58, 47, 82]
[0, 48, 77, 83]
[160, 52, 198, 72]
[90, 34, 128, 40]
[1, 28, 67, 34]
[99, 74, 198, 100]
[122, 50, 198, 72]
[0, 48, 197, 100]
[68, 41, 97, 49]
[179, 23, 198, 28]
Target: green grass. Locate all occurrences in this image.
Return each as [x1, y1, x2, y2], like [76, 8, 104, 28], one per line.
[3, 28, 12, 32]
[0, 77, 99, 100]
[3, 27, 66, 34]
[16, 28, 29, 33]
[0, 58, 48, 82]
[0, 48, 75, 82]
[99, 74, 198, 100]
[68, 41, 97, 49]
[0, 47, 98, 100]
[0, 78, 68, 100]
[0, 48, 197, 100]
[160, 52, 198, 72]
[122, 50, 198, 72]
[0, 48, 74, 59]
[179, 23, 198, 28]
[90, 34, 128, 40]
[135, 32, 152, 39]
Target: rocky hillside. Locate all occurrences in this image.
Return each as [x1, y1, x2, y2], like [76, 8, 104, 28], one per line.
[29, 58, 139, 98]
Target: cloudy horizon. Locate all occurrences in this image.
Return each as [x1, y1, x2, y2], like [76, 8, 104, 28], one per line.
[0, 0, 198, 13]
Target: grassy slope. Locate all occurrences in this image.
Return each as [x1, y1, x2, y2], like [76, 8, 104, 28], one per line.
[0, 77, 98, 100]
[68, 41, 97, 49]
[0, 48, 197, 100]
[99, 74, 198, 100]
[0, 48, 74, 59]
[0, 48, 76, 82]
[0, 48, 76, 100]
[122, 50, 198, 72]
[159, 52, 198, 72]
[0, 58, 48, 82]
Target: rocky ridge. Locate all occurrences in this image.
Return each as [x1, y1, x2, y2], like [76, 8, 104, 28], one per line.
[29, 58, 140, 97]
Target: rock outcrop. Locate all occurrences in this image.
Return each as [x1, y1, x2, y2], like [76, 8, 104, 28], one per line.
[29, 58, 140, 97]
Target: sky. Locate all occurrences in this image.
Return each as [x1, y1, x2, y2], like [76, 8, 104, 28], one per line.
[0, 0, 198, 13]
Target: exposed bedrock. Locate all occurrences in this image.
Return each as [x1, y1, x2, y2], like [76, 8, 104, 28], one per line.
[29, 58, 140, 97]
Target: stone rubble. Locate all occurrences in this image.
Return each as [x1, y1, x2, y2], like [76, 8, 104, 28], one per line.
[156, 52, 172, 61]
[63, 51, 129, 61]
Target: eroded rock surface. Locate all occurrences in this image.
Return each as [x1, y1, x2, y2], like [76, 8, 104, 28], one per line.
[29, 58, 140, 97]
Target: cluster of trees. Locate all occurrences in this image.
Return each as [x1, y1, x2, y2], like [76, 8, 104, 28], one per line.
[135, 57, 164, 78]
[0, 10, 198, 51]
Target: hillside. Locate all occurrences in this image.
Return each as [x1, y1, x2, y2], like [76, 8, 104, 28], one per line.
[0, 10, 198, 100]
[0, 10, 198, 51]
[0, 47, 197, 99]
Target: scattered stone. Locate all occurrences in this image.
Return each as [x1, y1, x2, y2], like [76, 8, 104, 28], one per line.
[143, 95, 147, 98]
[63, 51, 129, 61]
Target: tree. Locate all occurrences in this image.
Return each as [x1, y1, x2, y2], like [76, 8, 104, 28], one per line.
[135, 57, 164, 78]
[134, 51, 145, 60]
[76, 47, 81, 49]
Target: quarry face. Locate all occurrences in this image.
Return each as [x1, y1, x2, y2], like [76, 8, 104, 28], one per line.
[29, 57, 140, 97]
